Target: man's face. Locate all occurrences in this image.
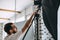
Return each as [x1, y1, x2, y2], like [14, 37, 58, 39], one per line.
[11, 24, 17, 34]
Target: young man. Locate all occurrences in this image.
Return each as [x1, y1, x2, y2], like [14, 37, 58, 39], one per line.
[4, 12, 35, 40]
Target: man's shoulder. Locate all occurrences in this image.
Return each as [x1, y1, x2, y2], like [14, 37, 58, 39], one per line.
[4, 34, 14, 40]
[4, 36, 8, 40]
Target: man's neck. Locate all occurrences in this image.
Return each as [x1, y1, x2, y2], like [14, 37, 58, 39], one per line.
[8, 33, 12, 36]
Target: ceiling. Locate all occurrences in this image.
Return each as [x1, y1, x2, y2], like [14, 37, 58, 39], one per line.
[0, 0, 33, 23]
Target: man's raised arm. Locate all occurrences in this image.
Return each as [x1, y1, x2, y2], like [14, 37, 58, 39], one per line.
[22, 12, 35, 33]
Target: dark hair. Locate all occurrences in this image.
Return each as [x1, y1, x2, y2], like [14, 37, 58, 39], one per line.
[4, 23, 13, 34]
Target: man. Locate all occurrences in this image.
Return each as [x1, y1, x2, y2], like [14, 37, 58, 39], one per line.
[42, 0, 60, 40]
[4, 12, 35, 40]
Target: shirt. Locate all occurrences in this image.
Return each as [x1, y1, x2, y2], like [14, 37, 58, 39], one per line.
[4, 30, 22, 40]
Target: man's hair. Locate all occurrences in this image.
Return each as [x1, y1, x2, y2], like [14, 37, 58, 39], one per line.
[4, 23, 13, 34]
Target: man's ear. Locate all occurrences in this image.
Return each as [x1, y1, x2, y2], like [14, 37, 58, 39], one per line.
[9, 29, 13, 33]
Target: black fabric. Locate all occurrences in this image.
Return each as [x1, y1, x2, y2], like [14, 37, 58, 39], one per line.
[34, 0, 42, 5]
[42, 0, 60, 40]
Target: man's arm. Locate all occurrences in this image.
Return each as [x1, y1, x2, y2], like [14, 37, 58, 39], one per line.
[22, 12, 35, 33]
[11, 12, 36, 40]
[11, 13, 35, 40]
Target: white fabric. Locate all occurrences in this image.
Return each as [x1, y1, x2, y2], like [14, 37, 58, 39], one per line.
[41, 13, 54, 40]
[4, 30, 22, 40]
